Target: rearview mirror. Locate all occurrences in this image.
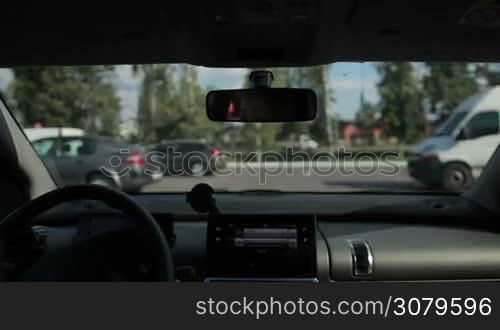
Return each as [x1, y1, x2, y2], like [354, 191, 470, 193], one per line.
[206, 88, 317, 122]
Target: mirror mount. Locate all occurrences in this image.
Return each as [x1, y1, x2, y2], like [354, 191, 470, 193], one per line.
[249, 70, 274, 88]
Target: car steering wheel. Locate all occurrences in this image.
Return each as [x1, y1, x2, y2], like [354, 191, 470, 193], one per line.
[0, 185, 175, 281]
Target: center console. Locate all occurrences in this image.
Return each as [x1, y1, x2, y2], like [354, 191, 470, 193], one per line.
[205, 214, 317, 282]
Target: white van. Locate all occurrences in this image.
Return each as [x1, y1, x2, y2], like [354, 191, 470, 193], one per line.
[409, 87, 500, 192]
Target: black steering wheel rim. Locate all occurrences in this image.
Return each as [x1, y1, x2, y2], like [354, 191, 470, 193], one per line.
[0, 184, 175, 282]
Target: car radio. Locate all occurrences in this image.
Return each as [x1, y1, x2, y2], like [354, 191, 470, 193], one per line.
[206, 214, 316, 281]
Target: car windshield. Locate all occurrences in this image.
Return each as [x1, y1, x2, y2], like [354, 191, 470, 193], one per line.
[0, 62, 499, 193]
[433, 111, 469, 137]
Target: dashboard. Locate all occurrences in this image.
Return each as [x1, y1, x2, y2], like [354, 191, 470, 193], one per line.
[29, 192, 500, 282]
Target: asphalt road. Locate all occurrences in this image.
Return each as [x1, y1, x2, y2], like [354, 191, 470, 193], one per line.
[142, 161, 428, 192]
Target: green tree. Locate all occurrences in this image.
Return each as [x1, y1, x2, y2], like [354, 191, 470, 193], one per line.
[376, 62, 422, 143]
[356, 100, 378, 131]
[290, 66, 334, 147]
[476, 63, 500, 86]
[8, 66, 120, 136]
[355, 100, 379, 145]
[307, 66, 333, 147]
[133, 64, 175, 143]
[134, 64, 220, 144]
[276, 67, 308, 142]
[423, 63, 478, 121]
[168, 64, 219, 141]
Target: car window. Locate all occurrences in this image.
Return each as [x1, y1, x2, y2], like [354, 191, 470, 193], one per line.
[99, 140, 124, 153]
[32, 138, 57, 157]
[60, 138, 94, 157]
[466, 111, 500, 139]
[153, 144, 174, 152]
[177, 143, 206, 152]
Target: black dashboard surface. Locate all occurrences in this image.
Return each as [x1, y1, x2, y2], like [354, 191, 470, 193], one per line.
[124, 193, 475, 215]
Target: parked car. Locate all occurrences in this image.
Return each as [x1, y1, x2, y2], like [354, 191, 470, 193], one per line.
[30, 135, 161, 192]
[409, 87, 500, 192]
[280, 134, 319, 153]
[149, 139, 224, 176]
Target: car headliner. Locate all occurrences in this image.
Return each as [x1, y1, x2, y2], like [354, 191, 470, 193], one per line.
[0, 1, 498, 67]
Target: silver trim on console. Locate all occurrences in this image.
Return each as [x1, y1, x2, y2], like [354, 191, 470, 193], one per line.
[347, 239, 374, 277]
[204, 277, 319, 282]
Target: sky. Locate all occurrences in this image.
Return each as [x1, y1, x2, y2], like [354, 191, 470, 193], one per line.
[0, 63, 380, 122]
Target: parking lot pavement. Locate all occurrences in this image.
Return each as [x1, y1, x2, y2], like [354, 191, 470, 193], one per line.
[142, 162, 427, 193]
